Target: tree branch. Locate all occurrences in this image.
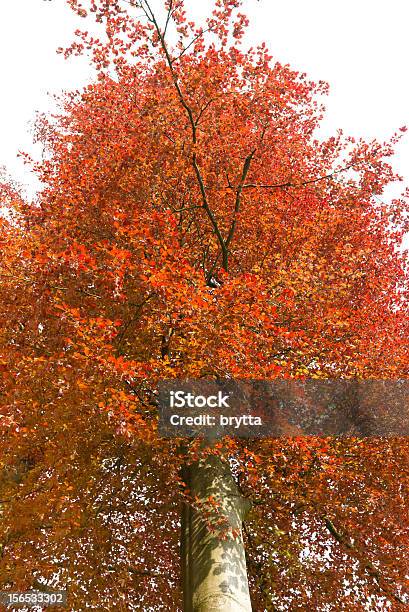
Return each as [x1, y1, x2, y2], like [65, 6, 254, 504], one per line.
[142, 1, 228, 270]
[240, 164, 354, 191]
[225, 149, 256, 251]
[324, 516, 407, 607]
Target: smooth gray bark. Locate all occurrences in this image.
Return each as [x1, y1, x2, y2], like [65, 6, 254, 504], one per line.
[181, 454, 252, 612]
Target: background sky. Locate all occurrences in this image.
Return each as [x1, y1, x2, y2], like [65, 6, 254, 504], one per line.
[1, 0, 408, 208]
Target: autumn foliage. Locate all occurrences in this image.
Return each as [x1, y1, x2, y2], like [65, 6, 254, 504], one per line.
[1, 0, 409, 609]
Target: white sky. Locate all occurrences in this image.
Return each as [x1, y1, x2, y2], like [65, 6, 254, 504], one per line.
[1, 0, 408, 204]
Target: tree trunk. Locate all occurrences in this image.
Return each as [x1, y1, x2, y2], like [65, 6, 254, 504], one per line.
[181, 453, 252, 612]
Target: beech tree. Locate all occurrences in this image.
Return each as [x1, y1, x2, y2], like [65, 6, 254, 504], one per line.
[1, 1, 409, 610]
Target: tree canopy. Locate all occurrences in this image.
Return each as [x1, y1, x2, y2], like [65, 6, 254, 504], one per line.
[1, 1, 408, 609]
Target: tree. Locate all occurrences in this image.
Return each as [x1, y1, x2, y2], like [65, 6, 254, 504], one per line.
[1, 0, 409, 609]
